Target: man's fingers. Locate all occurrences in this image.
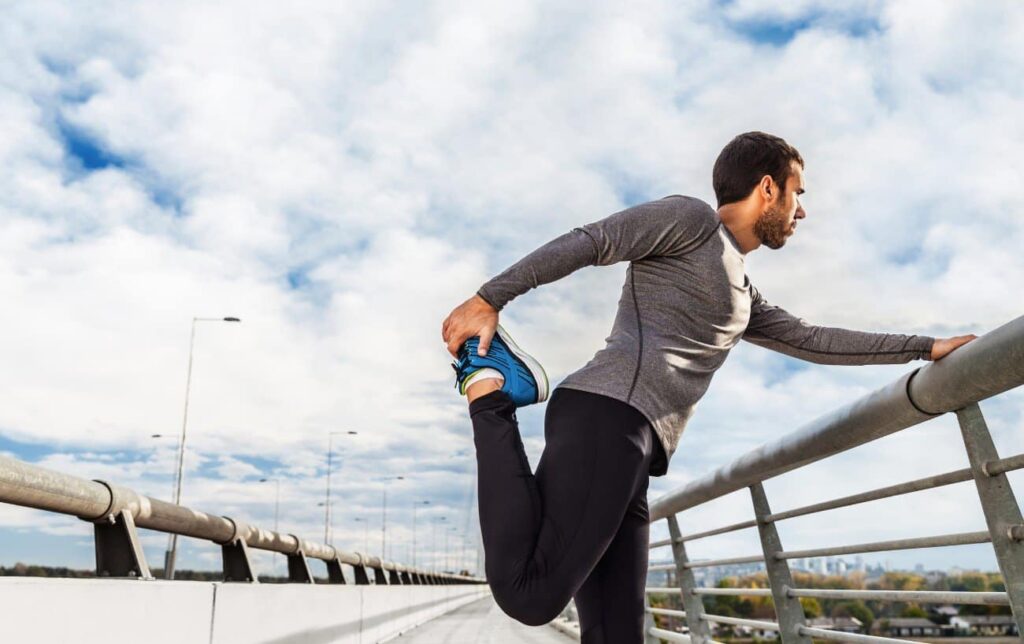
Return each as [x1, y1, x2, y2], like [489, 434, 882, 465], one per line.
[447, 337, 461, 358]
[478, 327, 495, 356]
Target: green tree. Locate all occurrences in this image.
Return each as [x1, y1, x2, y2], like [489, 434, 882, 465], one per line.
[900, 604, 927, 618]
[832, 601, 874, 630]
[800, 597, 822, 618]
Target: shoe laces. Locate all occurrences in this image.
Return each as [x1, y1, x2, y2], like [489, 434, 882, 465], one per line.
[451, 344, 474, 389]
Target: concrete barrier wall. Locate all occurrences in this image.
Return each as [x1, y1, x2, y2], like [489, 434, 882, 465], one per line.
[0, 578, 491, 643]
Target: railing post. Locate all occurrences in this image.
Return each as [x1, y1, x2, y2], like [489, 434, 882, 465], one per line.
[222, 538, 258, 582]
[351, 555, 371, 585]
[401, 570, 412, 584]
[957, 402, 1024, 632]
[388, 567, 402, 584]
[326, 557, 347, 584]
[643, 592, 659, 644]
[287, 549, 315, 584]
[92, 509, 152, 579]
[372, 565, 388, 585]
[750, 483, 810, 644]
[667, 515, 712, 643]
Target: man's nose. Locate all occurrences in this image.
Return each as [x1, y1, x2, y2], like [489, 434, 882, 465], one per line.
[795, 203, 807, 219]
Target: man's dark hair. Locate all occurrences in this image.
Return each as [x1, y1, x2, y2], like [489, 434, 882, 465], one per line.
[712, 132, 803, 207]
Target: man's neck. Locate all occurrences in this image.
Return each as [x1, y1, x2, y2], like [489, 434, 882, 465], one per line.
[717, 203, 761, 254]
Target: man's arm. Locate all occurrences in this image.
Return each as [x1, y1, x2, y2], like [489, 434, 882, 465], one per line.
[477, 195, 717, 311]
[742, 285, 937, 365]
[442, 196, 717, 356]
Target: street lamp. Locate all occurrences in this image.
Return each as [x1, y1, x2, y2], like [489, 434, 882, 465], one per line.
[150, 434, 179, 500]
[444, 525, 458, 573]
[258, 478, 281, 534]
[353, 517, 369, 554]
[259, 477, 281, 575]
[411, 500, 430, 567]
[432, 516, 447, 573]
[164, 315, 241, 580]
[376, 475, 404, 560]
[325, 431, 358, 545]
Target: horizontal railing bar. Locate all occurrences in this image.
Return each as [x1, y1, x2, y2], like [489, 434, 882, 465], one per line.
[685, 554, 764, 569]
[985, 452, 1024, 477]
[649, 537, 674, 549]
[647, 607, 687, 618]
[646, 587, 682, 594]
[649, 563, 676, 572]
[788, 588, 1010, 605]
[766, 468, 973, 523]
[650, 315, 1024, 521]
[798, 627, 915, 644]
[679, 519, 758, 542]
[693, 587, 773, 597]
[701, 613, 780, 630]
[777, 530, 991, 559]
[0, 453, 477, 583]
[647, 627, 692, 643]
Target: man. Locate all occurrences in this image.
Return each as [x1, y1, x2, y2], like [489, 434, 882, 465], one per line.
[441, 132, 975, 643]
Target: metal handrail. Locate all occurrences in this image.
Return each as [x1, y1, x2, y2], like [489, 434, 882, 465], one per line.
[642, 315, 1024, 644]
[650, 315, 1024, 521]
[0, 453, 482, 584]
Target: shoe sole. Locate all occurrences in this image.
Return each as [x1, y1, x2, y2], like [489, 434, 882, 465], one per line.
[495, 324, 550, 403]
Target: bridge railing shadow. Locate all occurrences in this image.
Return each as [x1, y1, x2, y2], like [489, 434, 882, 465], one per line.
[643, 315, 1024, 644]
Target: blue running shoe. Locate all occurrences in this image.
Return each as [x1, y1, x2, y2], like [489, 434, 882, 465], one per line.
[452, 325, 549, 407]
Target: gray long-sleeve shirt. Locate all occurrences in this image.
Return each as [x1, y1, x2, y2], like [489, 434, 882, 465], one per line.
[478, 195, 934, 474]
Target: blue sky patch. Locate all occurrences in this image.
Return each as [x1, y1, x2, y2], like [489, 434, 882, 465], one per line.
[0, 433, 56, 462]
[58, 120, 126, 171]
[287, 267, 311, 290]
[726, 12, 881, 46]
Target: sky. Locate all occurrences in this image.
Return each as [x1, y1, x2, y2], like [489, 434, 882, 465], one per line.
[0, 0, 1023, 579]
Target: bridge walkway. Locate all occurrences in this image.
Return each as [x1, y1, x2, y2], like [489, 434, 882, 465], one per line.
[392, 596, 572, 643]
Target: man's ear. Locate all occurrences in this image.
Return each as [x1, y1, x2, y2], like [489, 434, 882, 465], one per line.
[758, 174, 775, 203]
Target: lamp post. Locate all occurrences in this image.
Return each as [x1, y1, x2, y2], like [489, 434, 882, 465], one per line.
[354, 517, 369, 554]
[411, 500, 430, 567]
[259, 477, 281, 575]
[317, 500, 337, 553]
[378, 475, 404, 560]
[258, 478, 281, 533]
[432, 516, 447, 572]
[325, 431, 358, 545]
[150, 434, 179, 501]
[164, 315, 241, 580]
[444, 525, 458, 573]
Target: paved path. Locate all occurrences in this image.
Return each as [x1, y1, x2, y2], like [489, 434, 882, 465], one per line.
[390, 597, 573, 643]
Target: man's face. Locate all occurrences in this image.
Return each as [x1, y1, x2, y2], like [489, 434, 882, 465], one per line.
[753, 161, 806, 249]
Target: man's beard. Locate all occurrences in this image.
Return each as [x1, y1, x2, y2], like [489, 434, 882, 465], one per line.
[753, 203, 791, 249]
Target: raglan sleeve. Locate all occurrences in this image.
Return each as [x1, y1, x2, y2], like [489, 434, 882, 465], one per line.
[477, 196, 716, 311]
[741, 284, 935, 364]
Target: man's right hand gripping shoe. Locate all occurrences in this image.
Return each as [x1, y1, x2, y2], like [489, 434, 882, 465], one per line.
[451, 325, 550, 407]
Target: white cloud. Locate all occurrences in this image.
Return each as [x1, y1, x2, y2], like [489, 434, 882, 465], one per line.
[0, 0, 1022, 575]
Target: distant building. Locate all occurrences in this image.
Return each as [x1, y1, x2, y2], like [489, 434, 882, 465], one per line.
[807, 617, 863, 634]
[879, 618, 942, 638]
[958, 615, 1019, 637]
[928, 604, 959, 621]
[924, 570, 946, 586]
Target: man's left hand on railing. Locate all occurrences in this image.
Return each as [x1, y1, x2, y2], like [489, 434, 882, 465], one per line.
[931, 334, 978, 360]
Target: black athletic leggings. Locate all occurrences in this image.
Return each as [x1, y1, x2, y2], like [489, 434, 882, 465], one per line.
[470, 387, 665, 643]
